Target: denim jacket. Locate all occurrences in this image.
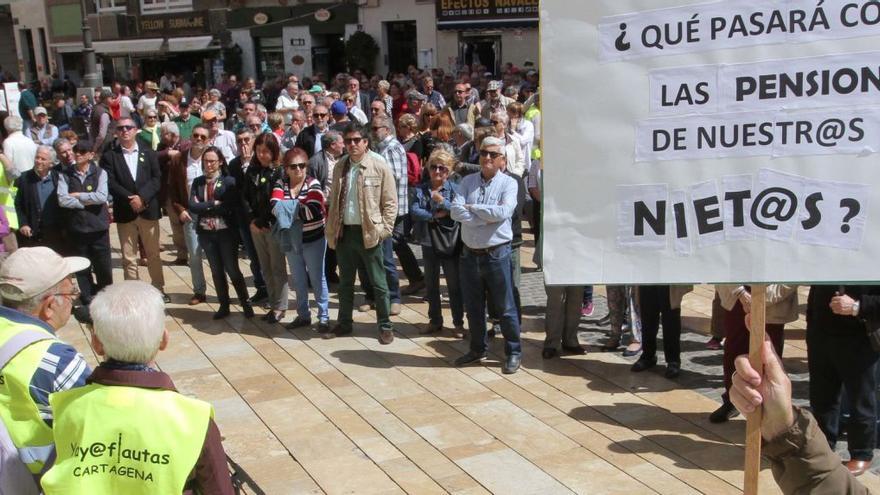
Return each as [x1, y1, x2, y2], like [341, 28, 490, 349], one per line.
[409, 180, 459, 247]
[271, 199, 302, 254]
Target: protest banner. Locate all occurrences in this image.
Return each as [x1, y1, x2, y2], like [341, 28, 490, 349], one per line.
[541, 0, 880, 286]
[541, 1, 880, 492]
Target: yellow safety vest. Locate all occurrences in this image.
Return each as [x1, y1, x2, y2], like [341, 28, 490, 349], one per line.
[524, 106, 542, 160]
[0, 319, 56, 474]
[0, 166, 18, 230]
[41, 383, 212, 495]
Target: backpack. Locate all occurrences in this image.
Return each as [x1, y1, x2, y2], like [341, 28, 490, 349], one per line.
[406, 152, 421, 187]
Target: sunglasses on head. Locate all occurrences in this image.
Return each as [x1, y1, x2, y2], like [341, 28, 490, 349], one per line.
[479, 150, 503, 159]
[286, 162, 308, 170]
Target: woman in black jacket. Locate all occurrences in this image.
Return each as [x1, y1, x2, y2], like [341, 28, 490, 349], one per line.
[242, 132, 289, 323]
[190, 146, 253, 320]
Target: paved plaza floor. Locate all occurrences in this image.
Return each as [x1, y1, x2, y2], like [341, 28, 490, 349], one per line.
[55, 220, 880, 494]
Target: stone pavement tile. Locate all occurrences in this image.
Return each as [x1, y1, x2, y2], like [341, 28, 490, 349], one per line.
[454, 447, 574, 494]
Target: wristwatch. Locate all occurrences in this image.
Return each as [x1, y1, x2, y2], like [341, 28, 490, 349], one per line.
[853, 300, 860, 317]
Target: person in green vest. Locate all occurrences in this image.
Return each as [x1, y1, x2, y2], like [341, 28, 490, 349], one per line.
[173, 98, 202, 141]
[0, 247, 92, 493]
[40, 280, 233, 495]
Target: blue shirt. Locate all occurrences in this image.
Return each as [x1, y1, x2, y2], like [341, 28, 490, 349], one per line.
[450, 170, 517, 249]
[410, 180, 458, 247]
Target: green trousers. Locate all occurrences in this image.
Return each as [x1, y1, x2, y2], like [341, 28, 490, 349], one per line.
[336, 225, 392, 331]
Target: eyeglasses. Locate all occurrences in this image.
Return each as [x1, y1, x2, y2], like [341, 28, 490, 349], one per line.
[203, 158, 220, 164]
[479, 150, 503, 159]
[192, 134, 209, 141]
[236, 138, 252, 144]
[286, 162, 308, 170]
[454, 90, 466, 94]
[146, 115, 158, 119]
[343, 137, 364, 144]
[343, 98, 353, 103]
[313, 113, 328, 118]
[116, 125, 136, 132]
[430, 165, 448, 172]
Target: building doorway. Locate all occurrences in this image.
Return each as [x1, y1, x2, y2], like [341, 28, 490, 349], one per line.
[311, 34, 345, 80]
[19, 29, 37, 82]
[386, 21, 416, 74]
[459, 34, 501, 77]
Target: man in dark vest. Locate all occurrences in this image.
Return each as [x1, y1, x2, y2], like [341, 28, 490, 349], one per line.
[56, 140, 111, 318]
[89, 90, 113, 153]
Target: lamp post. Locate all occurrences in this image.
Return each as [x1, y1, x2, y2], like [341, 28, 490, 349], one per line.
[80, 0, 100, 88]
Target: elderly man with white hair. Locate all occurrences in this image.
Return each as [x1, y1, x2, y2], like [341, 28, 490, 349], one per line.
[14, 146, 64, 252]
[0, 247, 91, 493]
[451, 136, 522, 374]
[39, 281, 234, 494]
[0, 115, 37, 181]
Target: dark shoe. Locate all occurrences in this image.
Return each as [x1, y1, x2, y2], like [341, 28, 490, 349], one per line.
[173, 258, 188, 266]
[326, 273, 340, 284]
[267, 311, 285, 324]
[562, 344, 587, 355]
[622, 342, 642, 357]
[401, 279, 426, 296]
[631, 355, 657, 372]
[600, 340, 621, 352]
[317, 321, 331, 333]
[454, 351, 487, 367]
[706, 337, 723, 350]
[845, 460, 870, 477]
[322, 324, 353, 339]
[502, 354, 521, 374]
[452, 325, 466, 338]
[73, 305, 93, 325]
[664, 362, 681, 379]
[542, 348, 558, 359]
[189, 293, 206, 306]
[285, 316, 312, 329]
[420, 322, 443, 335]
[378, 329, 394, 345]
[709, 402, 740, 423]
[487, 321, 499, 338]
[161, 292, 171, 304]
[260, 312, 272, 321]
[250, 289, 269, 304]
[242, 303, 255, 319]
[213, 306, 231, 320]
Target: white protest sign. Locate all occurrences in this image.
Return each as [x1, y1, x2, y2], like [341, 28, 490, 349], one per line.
[3, 83, 20, 118]
[542, 0, 880, 284]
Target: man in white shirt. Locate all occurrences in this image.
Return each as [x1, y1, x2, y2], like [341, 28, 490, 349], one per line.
[274, 82, 299, 124]
[202, 110, 236, 162]
[0, 115, 38, 181]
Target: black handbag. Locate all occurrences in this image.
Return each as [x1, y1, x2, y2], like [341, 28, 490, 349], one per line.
[428, 215, 462, 258]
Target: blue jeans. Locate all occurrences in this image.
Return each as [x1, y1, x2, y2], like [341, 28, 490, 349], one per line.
[183, 218, 206, 295]
[285, 238, 329, 323]
[460, 244, 521, 356]
[423, 245, 463, 327]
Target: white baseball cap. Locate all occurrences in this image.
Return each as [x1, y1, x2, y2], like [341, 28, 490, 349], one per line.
[34, 106, 48, 116]
[0, 247, 89, 301]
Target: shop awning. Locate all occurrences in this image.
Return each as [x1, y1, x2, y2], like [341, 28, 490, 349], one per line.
[167, 35, 215, 52]
[93, 38, 164, 55]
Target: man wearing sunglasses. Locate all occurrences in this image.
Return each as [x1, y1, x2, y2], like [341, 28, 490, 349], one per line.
[101, 117, 169, 302]
[295, 104, 331, 158]
[451, 136, 522, 374]
[324, 123, 397, 345]
[446, 83, 479, 128]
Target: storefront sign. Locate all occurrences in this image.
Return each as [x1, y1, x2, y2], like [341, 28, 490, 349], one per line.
[138, 11, 210, 36]
[436, 0, 538, 28]
[314, 9, 331, 22]
[253, 13, 269, 25]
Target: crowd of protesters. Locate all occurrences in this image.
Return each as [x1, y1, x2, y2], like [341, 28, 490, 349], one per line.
[0, 59, 878, 494]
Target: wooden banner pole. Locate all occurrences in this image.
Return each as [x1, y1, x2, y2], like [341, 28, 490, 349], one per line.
[743, 283, 767, 495]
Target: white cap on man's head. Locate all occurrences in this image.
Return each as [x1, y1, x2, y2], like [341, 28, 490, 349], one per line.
[0, 247, 89, 301]
[34, 107, 48, 116]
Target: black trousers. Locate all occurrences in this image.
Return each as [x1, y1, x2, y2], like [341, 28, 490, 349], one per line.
[392, 215, 423, 283]
[200, 229, 250, 307]
[68, 230, 112, 305]
[639, 285, 682, 364]
[808, 329, 879, 460]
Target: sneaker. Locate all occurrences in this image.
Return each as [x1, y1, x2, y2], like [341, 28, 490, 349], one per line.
[454, 351, 487, 367]
[378, 329, 394, 344]
[706, 337, 724, 350]
[161, 292, 171, 304]
[401, 279, 426, 296]
[581, 302, 594, 317]
[358, 301, 374, 312]
[390, 302, 402, 316]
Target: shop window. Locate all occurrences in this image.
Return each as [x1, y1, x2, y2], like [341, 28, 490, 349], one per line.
[140, 0, 192, 14]
[95, 0, 125, 13]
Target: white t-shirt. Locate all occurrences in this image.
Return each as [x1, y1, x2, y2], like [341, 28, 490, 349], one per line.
[2, 132, 37, 180]
[209, 130, 237, 163]
[119, 96, 135, 118]
[137, 94, 157, 114]
[186, 151, 203, 193]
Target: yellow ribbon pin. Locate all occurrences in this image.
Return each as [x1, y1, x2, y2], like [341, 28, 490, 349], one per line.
[260, 177, 266, 184]
[86, 185, 93, 191]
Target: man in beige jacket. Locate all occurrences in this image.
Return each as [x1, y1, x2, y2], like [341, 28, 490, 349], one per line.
[324, 122, 398, 344]
[710, 284, 798, 423]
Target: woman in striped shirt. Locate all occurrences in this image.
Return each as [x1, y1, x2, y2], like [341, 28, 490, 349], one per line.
[271, 147, 330, 331]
